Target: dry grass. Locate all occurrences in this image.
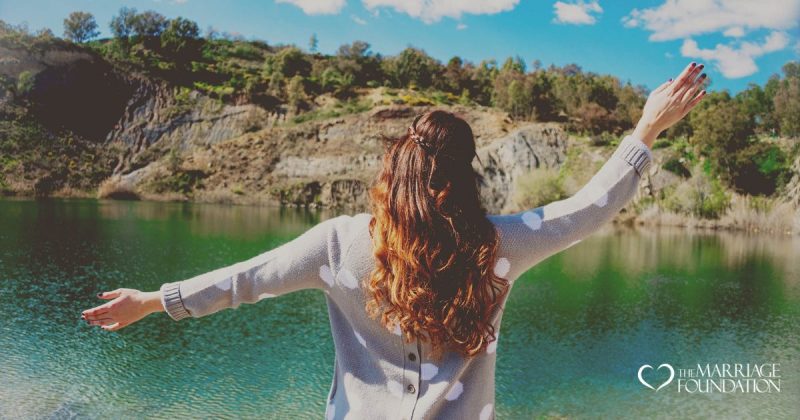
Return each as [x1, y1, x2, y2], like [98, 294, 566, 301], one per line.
[719, 195, 798, 235]
[635, 194, 798, 235]
[97, 176, 140, 200]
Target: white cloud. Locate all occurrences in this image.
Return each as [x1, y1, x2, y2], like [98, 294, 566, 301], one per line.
[623, 0, 800, 41]
[456, 23, 468, 30]
[351, 14, 367, 25]
[275, 0, 346, 14]
[681, 31, 791, 78]
[552, 1, 603, 25]
[723, 26, 745, 38]
[361, 0, 519, 23]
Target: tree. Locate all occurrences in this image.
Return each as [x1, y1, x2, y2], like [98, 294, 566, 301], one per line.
[132, 10, 167, 38]
[383, 47, 441, 89]
[63, 11, 99, 43]
[773, 61, 800, 137]
[160, 17, 201, 59]
[110, 7, 137, 40]
[309, 33, 318, 53]
[263, 47, 311, 79]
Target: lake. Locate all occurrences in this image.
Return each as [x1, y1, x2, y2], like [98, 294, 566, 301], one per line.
[1, 198, 798, 419]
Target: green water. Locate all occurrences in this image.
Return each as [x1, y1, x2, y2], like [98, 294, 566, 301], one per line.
[1, 199, 798, 419]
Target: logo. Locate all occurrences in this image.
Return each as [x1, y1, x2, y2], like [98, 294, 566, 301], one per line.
[638, 363, 674, 391]
[637, 363, 782, 393]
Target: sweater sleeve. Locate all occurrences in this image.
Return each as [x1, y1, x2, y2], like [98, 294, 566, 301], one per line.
[159, 214, 344, 321]
[493, 134, 652, 277]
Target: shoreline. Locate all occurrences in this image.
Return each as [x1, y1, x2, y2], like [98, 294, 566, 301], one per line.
[3, 189, 797, 237]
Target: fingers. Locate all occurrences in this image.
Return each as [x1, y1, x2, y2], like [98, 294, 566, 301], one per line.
[102, 322, 128, 331]
[98, 288, 123, 300]
[671, 62, 704, 95]
[683, 89, 706, 113]
[86, 317, 116, 326]
[680, 72, 707, 103]
[82, 305, 111, 319]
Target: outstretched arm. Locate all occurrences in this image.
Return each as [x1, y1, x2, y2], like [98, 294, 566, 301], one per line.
[494, 62, 707, 274]
[81, 214, 346, 330]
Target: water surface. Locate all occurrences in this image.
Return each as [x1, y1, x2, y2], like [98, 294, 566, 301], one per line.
[1, 199, 797, 419]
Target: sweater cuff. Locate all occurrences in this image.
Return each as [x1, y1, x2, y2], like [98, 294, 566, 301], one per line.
[160, 282, 191, 321]
[612, 134, 653, 176]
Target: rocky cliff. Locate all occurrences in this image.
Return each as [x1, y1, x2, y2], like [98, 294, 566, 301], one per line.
[117, 102, 569, 213]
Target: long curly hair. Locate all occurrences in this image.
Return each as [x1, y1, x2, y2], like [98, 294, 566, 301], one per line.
[366, 110, 510, 360]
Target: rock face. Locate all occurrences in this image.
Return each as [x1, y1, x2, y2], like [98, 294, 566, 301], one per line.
[130, 104, 570, 212]
[106, 78, 280, 175]
[476, 123, 567, 213]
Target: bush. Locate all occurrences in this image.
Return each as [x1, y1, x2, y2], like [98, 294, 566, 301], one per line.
[662, 165, 730, 218]
[513, 167, 567, 209]
[662, 157, 691, 178]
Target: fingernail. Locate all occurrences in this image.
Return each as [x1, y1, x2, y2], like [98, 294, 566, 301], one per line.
[690, 62, 696, 67]
[701, 90, 706, 94]
[698, 64, 704, 69]
[668, 78, 673, 82]
[97, 292, 103, 297]
[700, 73, 707, 78]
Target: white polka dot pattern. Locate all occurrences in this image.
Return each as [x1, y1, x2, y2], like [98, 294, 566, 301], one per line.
[444, 381, 463, 401]
[326, 402, 336, 420]
[319, 265, 334, 287]
[487, 336, 498, 354]
[479, 403, 493, 420]
[215, 277, 231, 292]
[339, 268, 359, 289]
[421, 363, 438, 381]
[521, 211, 542, 230]
[387, 380, 404, 398]
[493, 257, 510, 278]
[594, 192, 608, 207]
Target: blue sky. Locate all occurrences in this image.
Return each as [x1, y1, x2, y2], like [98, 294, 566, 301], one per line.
[1, 0, 798, 93]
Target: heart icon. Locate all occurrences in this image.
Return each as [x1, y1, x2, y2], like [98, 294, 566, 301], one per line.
[638, 363, 674, 391]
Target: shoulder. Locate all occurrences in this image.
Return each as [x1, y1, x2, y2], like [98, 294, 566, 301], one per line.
[317, 212, 373, 249]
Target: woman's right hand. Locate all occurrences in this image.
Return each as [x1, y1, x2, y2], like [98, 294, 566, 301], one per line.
[633, 61, 707, 148]
[81, 288, 164, 331]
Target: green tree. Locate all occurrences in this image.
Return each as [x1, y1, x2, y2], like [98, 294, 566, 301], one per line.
[63, 11, 99, 43]
[383, 47, 441, 89]
[286, 75, 307, 111]
[263, 47, 311, 80]
[309, 33, 318, 53]
[110, 7, 138, 40]
[160, 17, 201, 59]
[132, 10, 167, 38]
[773, 61, 800, 137]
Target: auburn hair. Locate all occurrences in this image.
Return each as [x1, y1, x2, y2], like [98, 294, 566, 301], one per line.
[365, 110, 510, 360]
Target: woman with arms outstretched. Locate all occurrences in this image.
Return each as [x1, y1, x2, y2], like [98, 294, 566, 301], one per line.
[81, 62, 707, 419]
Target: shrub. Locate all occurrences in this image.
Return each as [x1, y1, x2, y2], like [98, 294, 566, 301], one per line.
[662, 157, 691, 178]
[661, 166, 730, 218]
[513, 167, 567, 209]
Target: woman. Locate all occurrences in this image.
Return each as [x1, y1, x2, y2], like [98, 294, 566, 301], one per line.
[81, 62, 707, 419]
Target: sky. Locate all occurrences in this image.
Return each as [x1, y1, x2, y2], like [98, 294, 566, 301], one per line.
[1, 0, 798, 93]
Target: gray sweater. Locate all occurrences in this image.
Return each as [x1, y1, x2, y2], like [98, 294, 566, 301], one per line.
[160, 134, 652, 420]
